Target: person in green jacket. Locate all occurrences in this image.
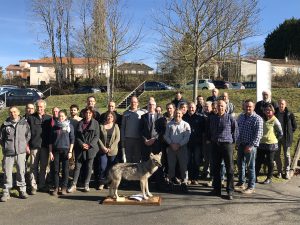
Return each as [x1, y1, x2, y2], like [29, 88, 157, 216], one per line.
[256, 104, 283, 184]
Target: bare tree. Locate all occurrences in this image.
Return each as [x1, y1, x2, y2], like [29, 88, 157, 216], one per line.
[155, 0, 259, 101]
[31, 0, 75, 88]
[92, 0, 108, 77]
[105, 0, 142, 101]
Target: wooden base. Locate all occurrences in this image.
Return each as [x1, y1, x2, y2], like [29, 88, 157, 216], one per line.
[102, 196, 162, 206]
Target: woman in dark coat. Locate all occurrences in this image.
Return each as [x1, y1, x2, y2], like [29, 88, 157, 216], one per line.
[67, 107, 100, 192]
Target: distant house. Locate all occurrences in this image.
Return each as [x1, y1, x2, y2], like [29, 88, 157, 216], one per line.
[117, 62, 154, 75]
[5, 63, 30, 81]
[240, 57, 300, 81]
[5, 57, 110, 85]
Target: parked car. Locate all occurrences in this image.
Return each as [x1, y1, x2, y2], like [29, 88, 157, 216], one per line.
[0, 88, 41, 109]
[184, 79, 215, 90]
[73, 86, 103, 94]
[0, 85, 18, 93]
[242, 81, 256, 89]
[231, 82, 245, 90]
[99, 85, 107, 92]
[212, 80, 233, 89]
[143, 81, 175, 91]
[28, 88, 44, 98]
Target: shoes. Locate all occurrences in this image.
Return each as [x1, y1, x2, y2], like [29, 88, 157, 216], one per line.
[0, 193, 10, 202]
[285, 173, 291, 180]
[206, 180, 213, 187]
[19, 191, 29, 199]
[227, 193, 233, 200]
[67, 185, 76, 193]
[83, 186, 90, 192]
[263, 178, 272, 184]
[243, 187, 255, 194]
[221, 180, 225, 188]
[51, 188, 58, 196]
[30, 187, 37, 195]
[208, 190, 221, 197]
[234, 183, 245, 191]
[191, 180, 199, 185]
[276, 173, 282, 179]
[171, 177, 181, 185]
[61, 187, 67, 195]
[98, 185, 105, 190]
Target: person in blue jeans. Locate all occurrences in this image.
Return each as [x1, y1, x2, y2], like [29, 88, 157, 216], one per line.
[236, 99, 263, 194]
[98, 112, 120, 190]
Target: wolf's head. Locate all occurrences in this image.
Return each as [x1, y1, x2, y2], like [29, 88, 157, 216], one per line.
[149, 152, 162, 167]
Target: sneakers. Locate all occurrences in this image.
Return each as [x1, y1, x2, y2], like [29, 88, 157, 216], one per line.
[263, 178, 272, 184]
[234, 183, 246, 191]
[206, 180, 213, 187]
[19, 191, 29, 199]
[51, 188, 58, 196]
[0, 193, 10, 202]
[83, 186, 90, 192]
[243, 187, 255, 194]
[171, 177, 181, 185]
[276, 173, 282, 179]
[98, 185, 105, 190]
[30, 187, 37, 195]
[67, 185, 76, 193]
[61, 187, 67, 195]
[285, 173, 291, 180]
[227, 193, 233, 200]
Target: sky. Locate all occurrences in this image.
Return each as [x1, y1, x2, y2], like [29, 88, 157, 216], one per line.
[0, 0, 300, 73]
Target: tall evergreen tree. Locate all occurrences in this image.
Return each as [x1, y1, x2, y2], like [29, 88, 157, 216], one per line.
[264, 18, 300, 59]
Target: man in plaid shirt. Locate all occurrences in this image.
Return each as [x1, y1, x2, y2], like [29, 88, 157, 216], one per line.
[236, 99, 263, 194]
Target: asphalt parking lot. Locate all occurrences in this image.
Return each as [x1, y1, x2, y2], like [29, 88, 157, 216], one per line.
[0, 177, 300, 225]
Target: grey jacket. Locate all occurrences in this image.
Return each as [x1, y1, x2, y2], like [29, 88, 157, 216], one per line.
[0, 117, 31, 156]
[164, 119, 191, 147]
[121, 109, 145, 142]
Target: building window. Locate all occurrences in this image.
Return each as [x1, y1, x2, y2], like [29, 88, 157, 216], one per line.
[138, 70, 144, 74]
[37, 65, 43, 73]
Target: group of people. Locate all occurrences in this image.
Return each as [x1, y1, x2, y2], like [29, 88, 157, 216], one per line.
[0, 88, 297, 202]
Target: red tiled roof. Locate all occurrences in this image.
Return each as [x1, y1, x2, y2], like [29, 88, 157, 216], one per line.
[6, 64, 30, 72]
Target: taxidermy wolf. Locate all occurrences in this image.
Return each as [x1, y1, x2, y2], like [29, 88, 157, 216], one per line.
[108, 152, 162, 200]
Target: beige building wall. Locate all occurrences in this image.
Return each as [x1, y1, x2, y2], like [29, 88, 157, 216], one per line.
[241, 61, 257, 81]
[272, 65, 300, 76]
[30, 65, 56, 85]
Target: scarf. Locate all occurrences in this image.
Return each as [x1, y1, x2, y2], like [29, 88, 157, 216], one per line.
[56, 120, 71, 133]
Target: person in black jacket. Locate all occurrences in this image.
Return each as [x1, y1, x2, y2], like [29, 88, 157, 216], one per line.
[79, 96, 101, 122]
[67, 107, 100, 193]
[27, 100, 52, 194]
[49, 110, 75, 196]
[184, 102, 204, 185]
[206, 88, 219, 102]
[255, 90, 278, 118]
[171, 91, 186, 108]
[274, 99, 297, 179]
[140, 99, 161, 162]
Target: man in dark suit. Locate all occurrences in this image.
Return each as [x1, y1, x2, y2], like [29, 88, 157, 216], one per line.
[140, 99, 162, 162]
